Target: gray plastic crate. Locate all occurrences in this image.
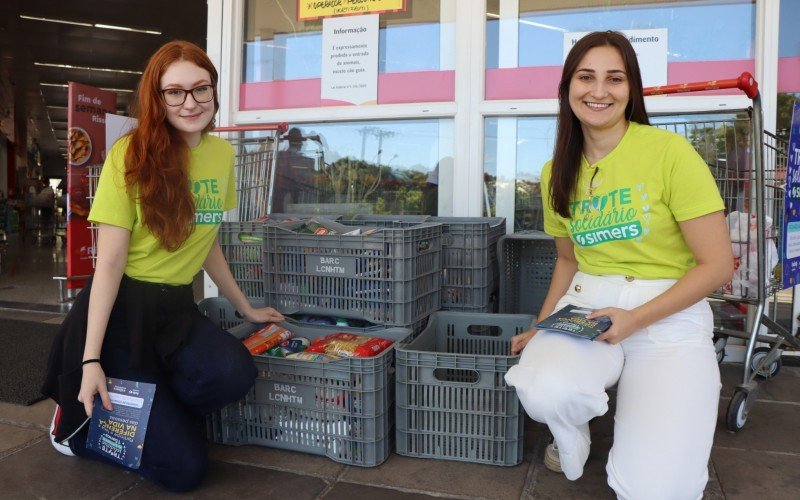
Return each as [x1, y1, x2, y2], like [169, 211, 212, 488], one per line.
[343, 216, 506, 312]
[198, 296, 246, 330]
[259, 213, 344, 224]
[347, 214, 431, 226]
[498, 231, 557, 315]
[198, 297, 430, 342]
[218, 221, 266, 302]
[429, 216, 505, 312]
[394, 311, 534, 466]
[205, 312, 411, 467]
[218, 216, 344, 302]
[263, 220, 442, 326]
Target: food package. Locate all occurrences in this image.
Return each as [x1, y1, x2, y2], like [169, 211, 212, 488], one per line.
[242, 323, 294, 355]
[718, 211, 779, 298]
[306, 332, 394, 358]
[280, 337, 310, 353]
[285, 352, 340, 362]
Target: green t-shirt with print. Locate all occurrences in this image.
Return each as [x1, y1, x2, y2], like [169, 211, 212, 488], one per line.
[88, 134, 236, 285]
[541, 121, 725, 279]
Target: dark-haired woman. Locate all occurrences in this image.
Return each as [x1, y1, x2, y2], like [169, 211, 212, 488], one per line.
[42, 40, 284, 492]
[504, 31, 732, 499]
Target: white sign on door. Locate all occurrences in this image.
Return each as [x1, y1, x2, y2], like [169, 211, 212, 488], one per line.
[564, 29, 668, 87]
[321, 14, 379, 105]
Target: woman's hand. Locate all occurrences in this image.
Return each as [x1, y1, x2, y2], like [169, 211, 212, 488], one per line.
[77, 363, 112, 418]
[241, 305, 285, 324]
[511, 329, 537, 355]
[591, 307, 642, 345]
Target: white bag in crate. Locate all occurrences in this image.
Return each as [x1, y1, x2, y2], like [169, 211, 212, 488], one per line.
[717, 211, 778, 298]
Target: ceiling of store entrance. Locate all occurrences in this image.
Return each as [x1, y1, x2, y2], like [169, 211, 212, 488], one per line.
[0, 0, 207, 166]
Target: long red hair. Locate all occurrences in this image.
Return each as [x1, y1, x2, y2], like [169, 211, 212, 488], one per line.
[125, 41, 219, 251]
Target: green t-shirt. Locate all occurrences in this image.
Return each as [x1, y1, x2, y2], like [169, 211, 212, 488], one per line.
[541, 121, 725, 279]
[88, 134, 237, 285]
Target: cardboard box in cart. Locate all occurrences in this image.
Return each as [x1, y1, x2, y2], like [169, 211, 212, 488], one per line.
[201, 298, 412, 466]
[395, 311, 535, 466]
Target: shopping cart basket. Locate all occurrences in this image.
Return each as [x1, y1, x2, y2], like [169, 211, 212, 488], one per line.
[86, 123, 287, 267]
[212, 123, 287, 222]
[646, 73, 799, 431]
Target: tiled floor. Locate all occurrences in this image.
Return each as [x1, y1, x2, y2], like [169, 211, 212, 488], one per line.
[2, 236, 800, 499]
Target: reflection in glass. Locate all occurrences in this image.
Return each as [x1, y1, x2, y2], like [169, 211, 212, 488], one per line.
[486, 0, 754, 70]
[243, 0, 447, 83]
[484, 112, 758, 232]
[267, 119, 452, 216]
[484, 117, 556, 231]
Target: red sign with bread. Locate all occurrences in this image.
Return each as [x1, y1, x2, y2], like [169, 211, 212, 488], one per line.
[66, 83, 117, 288]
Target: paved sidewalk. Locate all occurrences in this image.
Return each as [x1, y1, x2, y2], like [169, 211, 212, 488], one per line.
[1, 309, 799, 499]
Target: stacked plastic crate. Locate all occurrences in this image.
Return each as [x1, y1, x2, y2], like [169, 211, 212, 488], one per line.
[204, 215, 442, 466]
[388, 230, 556, 466]
[263, 218, 442, 330]
[334, 215, 534, 466]
[217, 214, 344, 304]
[341, 215, 506, 314]
[497, 230, 558, 315]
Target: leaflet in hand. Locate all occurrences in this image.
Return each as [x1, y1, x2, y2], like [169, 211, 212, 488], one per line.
[535, 304, 611, 341]
[85, 378, 156, 469]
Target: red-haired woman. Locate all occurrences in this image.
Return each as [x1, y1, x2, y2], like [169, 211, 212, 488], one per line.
[42, 40, 283, 492]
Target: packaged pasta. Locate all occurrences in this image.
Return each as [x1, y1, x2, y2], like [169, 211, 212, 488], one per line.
[285, 352, 339, 362]
[306, 333, 394, 358]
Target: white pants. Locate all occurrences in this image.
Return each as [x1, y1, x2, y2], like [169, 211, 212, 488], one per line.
[505, 272, 721, 500]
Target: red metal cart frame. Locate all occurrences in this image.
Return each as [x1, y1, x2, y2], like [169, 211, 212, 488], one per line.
[646, 73, 799, 431]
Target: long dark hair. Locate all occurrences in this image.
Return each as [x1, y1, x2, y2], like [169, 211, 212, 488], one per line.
[550, 30, 649, 218]
[125, 41, 219, 251]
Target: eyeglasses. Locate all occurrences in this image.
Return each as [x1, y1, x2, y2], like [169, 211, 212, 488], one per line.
[160, 85, 214, 106]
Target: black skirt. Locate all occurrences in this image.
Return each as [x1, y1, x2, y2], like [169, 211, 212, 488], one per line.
[41, 275, 201, 442]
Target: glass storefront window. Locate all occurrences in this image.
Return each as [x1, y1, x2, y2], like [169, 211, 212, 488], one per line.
[483, 117, 556, 231]
[267, 119, 452, 216]
[485, 112, 752, 232]
[486, 0, 755, 100]
[241, 0, 455, 110]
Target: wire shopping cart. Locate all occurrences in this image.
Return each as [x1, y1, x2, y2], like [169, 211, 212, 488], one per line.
[212, 123, 287, 221]
[86, 122, 287, 267]
[645, 73, 799, 431]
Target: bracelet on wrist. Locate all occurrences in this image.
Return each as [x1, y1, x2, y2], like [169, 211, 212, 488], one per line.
[82, 358, 101, 366]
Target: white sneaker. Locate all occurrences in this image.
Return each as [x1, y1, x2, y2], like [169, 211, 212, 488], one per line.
[50, 406, 75, 457]
[544, 440, 562, 473]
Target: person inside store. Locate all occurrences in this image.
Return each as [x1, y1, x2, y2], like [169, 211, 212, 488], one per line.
[35, 180, 56, 224]
[42, 40, 284, 492]
[504, 31, 733, 499]
[272, 127, 318, 213]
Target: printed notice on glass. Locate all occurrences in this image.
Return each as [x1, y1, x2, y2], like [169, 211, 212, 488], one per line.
[782, 100, 800, 289]
[321, 14, 379, 106]
[564, 29, 668, 87]
[298, 0, 405, 21]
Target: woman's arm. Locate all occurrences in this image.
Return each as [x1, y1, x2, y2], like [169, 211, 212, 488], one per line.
[593, 210, 733, 344]
[203, 240, 284, 323]
[79, 223, 131, 417]
[511, 236, 578, 354]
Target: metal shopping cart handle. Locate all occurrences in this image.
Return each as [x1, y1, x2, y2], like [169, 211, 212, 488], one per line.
[214, 122, 289, 134]
[644, 72, 758, 99]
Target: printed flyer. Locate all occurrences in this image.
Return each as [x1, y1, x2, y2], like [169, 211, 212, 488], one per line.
[86, 378, 156, 469]
[536, 304, 612, 341]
